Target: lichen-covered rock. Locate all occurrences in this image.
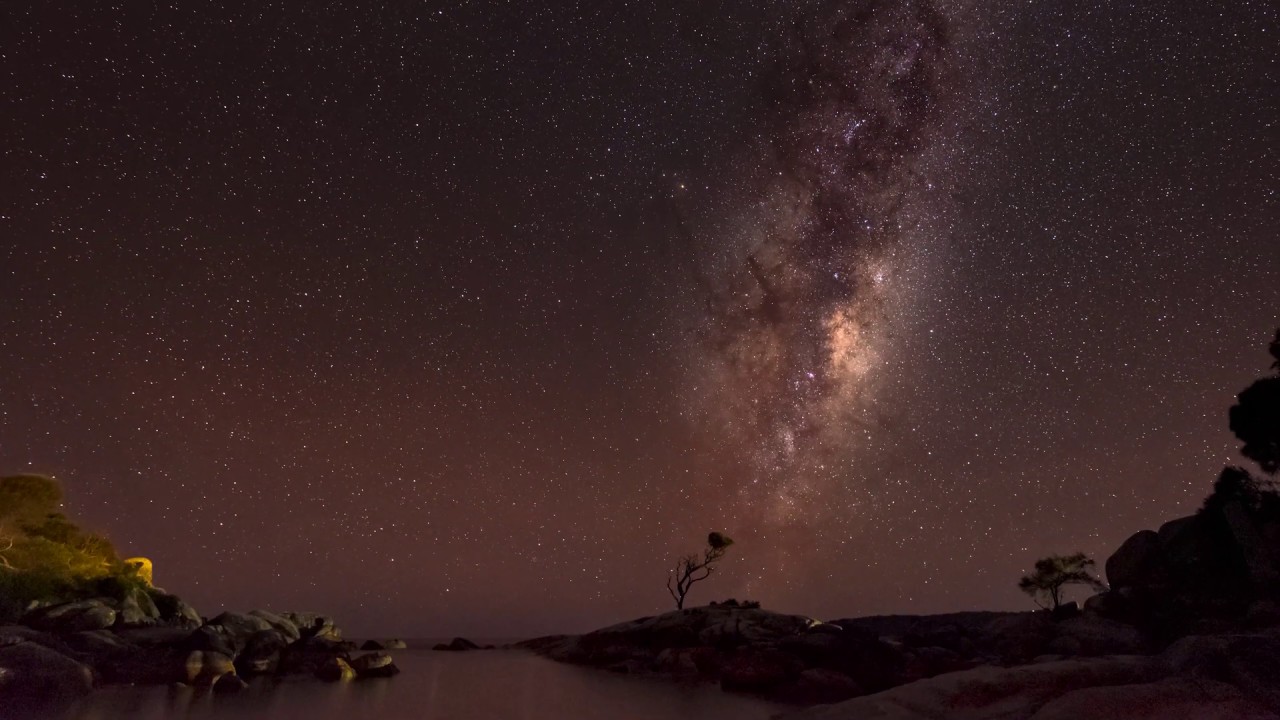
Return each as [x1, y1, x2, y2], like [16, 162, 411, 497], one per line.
[351, 651, 400, 678]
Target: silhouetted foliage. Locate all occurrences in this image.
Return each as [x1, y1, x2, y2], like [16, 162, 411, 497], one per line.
[1230, 328, 1280, 475]
[667, 532, 735, 610]
[0, 474, 125, 608]
[1018, 553, 1106, 611]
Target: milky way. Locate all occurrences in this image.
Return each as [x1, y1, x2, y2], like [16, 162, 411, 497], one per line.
[685, 0, 963, 526]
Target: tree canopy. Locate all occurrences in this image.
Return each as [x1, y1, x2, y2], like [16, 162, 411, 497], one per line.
[0, 474, 126, 610]
[1018, 553, 1105, 611]
[1229, 328, 1280, 475]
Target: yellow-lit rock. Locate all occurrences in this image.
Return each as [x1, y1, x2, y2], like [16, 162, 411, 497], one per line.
[124, 557, 154, 586]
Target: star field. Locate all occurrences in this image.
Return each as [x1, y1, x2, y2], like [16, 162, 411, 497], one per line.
[1, 0, 1277, 637]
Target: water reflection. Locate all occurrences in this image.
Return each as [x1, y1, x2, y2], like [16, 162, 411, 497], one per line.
[27, 651, 784, 720]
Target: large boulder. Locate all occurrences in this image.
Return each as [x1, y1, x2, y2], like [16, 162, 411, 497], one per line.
[316, 656, 356, 682]
[24, 600, 116, 634]
[432, 637, 480, 652]
[248, 610, 301, 642]
[351, 651, 400, 678]
[117, 589, 161, 627]
[209, 612, 272, 645]
[146, 589, 201, 628]
[1106, 530, 1164, 590]
[278, 636, 351, 675]
[122, 557, 154, 586]
[0, 640, 94, 703]
[238, 629, 290, 675]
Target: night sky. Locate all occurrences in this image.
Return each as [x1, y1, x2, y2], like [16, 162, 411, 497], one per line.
[1, 1, 1276, 638]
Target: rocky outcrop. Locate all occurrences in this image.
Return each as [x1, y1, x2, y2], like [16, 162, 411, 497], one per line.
[520, 605, 901, 704]
[0, 639, 95, 703]
[23, 600, 117, 634]
[779, 628, 1280, 720]
[0, 595, 396, 707]
[351, 651, 401, 678]
[433, 637, 480, 652]
[362, 638, 407, 650]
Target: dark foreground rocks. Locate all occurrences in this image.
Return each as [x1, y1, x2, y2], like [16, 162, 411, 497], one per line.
[519, 600, 1280, 715]
[0, 596, 399, 710]
[782, 628, 1280, 719]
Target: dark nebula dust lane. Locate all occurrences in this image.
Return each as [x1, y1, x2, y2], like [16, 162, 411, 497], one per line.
[681, 0, 974, 527]
[1, 0, 1277, 635]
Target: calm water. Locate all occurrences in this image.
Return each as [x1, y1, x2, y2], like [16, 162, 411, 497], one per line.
[20, 650, 785, 720]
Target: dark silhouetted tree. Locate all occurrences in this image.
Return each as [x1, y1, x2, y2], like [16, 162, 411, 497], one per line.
[1230, 328, 1280, 475]
[1018, 553, 1105, 611]
[667, 532, 734, 610]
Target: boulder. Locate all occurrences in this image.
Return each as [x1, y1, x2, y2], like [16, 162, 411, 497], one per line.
[186, 649, 236, 686]
[351, 651, 400, 678]
[24, 600, 116, 634]
[316, 656, 356, 682]
[0, 640, 94, 702]
[278, 636, 350, 675]
[122, 557, 154, 586]
[1106, 530, 1164, 590]
[188, 623, 241, 658]
[432, 637, 480, 652]
[212, 673, 249, 694]
[117, 589, 161, 627]
[248, 610, 301, 642]
[209, 612, 272, 645]
[281, 612, 341, 641]
[238, 629, 289, 675]
[147, 590, 201, 628]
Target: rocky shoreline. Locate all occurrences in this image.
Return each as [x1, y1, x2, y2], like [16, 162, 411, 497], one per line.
[518, 493, 1280, 718]
[0, 590, 402, 711]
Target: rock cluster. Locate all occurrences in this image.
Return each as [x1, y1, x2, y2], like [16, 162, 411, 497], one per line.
[1090, 497, 1280, 640]
[517, 604, 1158, 705]
[0, 594, 399, 709]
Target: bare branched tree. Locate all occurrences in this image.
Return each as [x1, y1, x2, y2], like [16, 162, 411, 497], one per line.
[667, 532, 734, 610]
